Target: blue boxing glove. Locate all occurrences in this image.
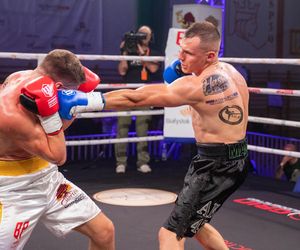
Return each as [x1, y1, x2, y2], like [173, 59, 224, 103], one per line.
[163, 59, 189, 84]
[58, 90, 105, 120]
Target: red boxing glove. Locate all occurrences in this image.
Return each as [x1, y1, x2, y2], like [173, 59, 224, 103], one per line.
[20, 76, 62, 135]
[77, 67, 100, 93]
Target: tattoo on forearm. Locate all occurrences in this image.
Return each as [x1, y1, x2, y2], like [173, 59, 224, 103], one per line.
[218, 105, 243, 125]
[203, 74, 229, 96]
[206, 92, 238, 105]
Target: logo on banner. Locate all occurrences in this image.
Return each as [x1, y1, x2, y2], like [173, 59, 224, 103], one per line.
[175, 10, 195, 28]
[230, 0, 275, 49]
[234, 197, 300, 221]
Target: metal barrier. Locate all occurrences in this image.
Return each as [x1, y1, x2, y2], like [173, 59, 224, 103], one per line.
[66, 130, 300, 179]
[66, 130, 164, 161]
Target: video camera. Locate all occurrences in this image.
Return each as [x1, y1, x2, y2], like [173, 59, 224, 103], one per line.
[122, 31, 147, 55]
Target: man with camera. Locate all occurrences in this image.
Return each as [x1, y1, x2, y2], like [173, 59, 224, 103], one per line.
[115, 25, 160, 174]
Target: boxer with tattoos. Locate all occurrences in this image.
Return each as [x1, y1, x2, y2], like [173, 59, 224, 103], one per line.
[58, 21, 249, 250]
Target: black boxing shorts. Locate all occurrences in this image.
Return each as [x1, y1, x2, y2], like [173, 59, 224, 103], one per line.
[163, 138, 248, 240]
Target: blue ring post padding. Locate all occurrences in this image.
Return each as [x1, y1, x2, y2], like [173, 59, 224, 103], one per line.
[293, 176, 300, 192]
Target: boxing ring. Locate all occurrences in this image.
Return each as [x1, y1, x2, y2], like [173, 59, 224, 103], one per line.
[2, 52, 300, 162]
[1, 52, 300, 250]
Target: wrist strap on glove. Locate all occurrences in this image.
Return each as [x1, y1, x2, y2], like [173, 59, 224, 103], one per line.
[38, 112, 62, 135]
[71, 92, 105, 114]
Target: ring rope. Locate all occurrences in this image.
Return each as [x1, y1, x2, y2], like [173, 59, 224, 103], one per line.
[77, 110, 300, 128]
[248, 87, 300, 97]
[76, 110, 164, 119]
[2, 51, 298, 157]
[1, 52, 300, 65]
[66, 135, 164, 146]
[98, 85, 300, 97]
[96, 83, 145, 89]
[248, 116, 300, 128]
[247, 145, 300, 158]
[65, 137, 300, 158]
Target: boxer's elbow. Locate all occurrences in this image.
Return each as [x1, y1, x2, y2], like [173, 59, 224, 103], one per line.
[56, 157, 67, 166]
[36, 142, 67, 166]
[50, 148, 67, 166]
[38, 150, 66, 166]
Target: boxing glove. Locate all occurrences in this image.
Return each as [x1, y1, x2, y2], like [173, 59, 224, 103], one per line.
[163, 59, 189, 84]
[77, 67, 100, 93]
[20, 76, 62, 135]
[58, 90, 105, 120]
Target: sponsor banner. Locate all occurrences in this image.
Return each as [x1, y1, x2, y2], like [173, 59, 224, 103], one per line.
[163, 5, 222, 141]
[163, 106, 194, 139]
[164, 27, 194, 140]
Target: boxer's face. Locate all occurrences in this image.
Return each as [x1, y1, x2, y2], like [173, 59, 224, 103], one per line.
[179, 36, 217, 76]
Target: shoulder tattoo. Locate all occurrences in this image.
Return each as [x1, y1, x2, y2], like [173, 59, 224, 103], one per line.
[218, 105, 243, 125]
[202, 74, 229, 96]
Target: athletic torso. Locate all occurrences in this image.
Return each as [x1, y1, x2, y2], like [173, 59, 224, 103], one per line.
[190, 62, 249, 143]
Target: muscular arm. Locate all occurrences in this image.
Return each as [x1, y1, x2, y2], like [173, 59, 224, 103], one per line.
[13, 111, 67, 165]
[103, 76, 200, 110]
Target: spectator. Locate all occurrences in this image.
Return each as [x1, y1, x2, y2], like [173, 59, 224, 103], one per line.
[275, 143, 300, 182]
[115, 25, 160, 174]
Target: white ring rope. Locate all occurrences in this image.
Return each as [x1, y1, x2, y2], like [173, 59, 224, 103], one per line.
[77, 110, 300, 128]
[1, 52, 300, 65]
[248, 87, 300, 97]
[66, 137, 300, 158]
[96, 83, 145, 89]
[98, 85, 300, 97]
[2, 52, 299, 157]
[247, 145, 300, 158]
[66, 136, 164, 146]
[219, 57, 300, 65]
[76, 110, 164, 119]
[248, 116, 300, 128]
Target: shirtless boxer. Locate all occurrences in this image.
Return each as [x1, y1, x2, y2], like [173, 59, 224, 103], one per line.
[58, 21, 249, 250]
[0, 49, 113, 250]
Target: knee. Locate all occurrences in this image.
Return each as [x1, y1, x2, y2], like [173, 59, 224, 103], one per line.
[93, 220, 115, 247]
[158, 227, 172, 243]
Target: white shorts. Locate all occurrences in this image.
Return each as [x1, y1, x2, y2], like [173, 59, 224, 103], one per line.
[0, 157, 101, 250]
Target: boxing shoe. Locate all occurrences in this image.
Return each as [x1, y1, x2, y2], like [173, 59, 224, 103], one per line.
[137, 164, 152, 173]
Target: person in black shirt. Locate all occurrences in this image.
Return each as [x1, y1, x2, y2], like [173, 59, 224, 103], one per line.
[115, 25, 160, 173]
